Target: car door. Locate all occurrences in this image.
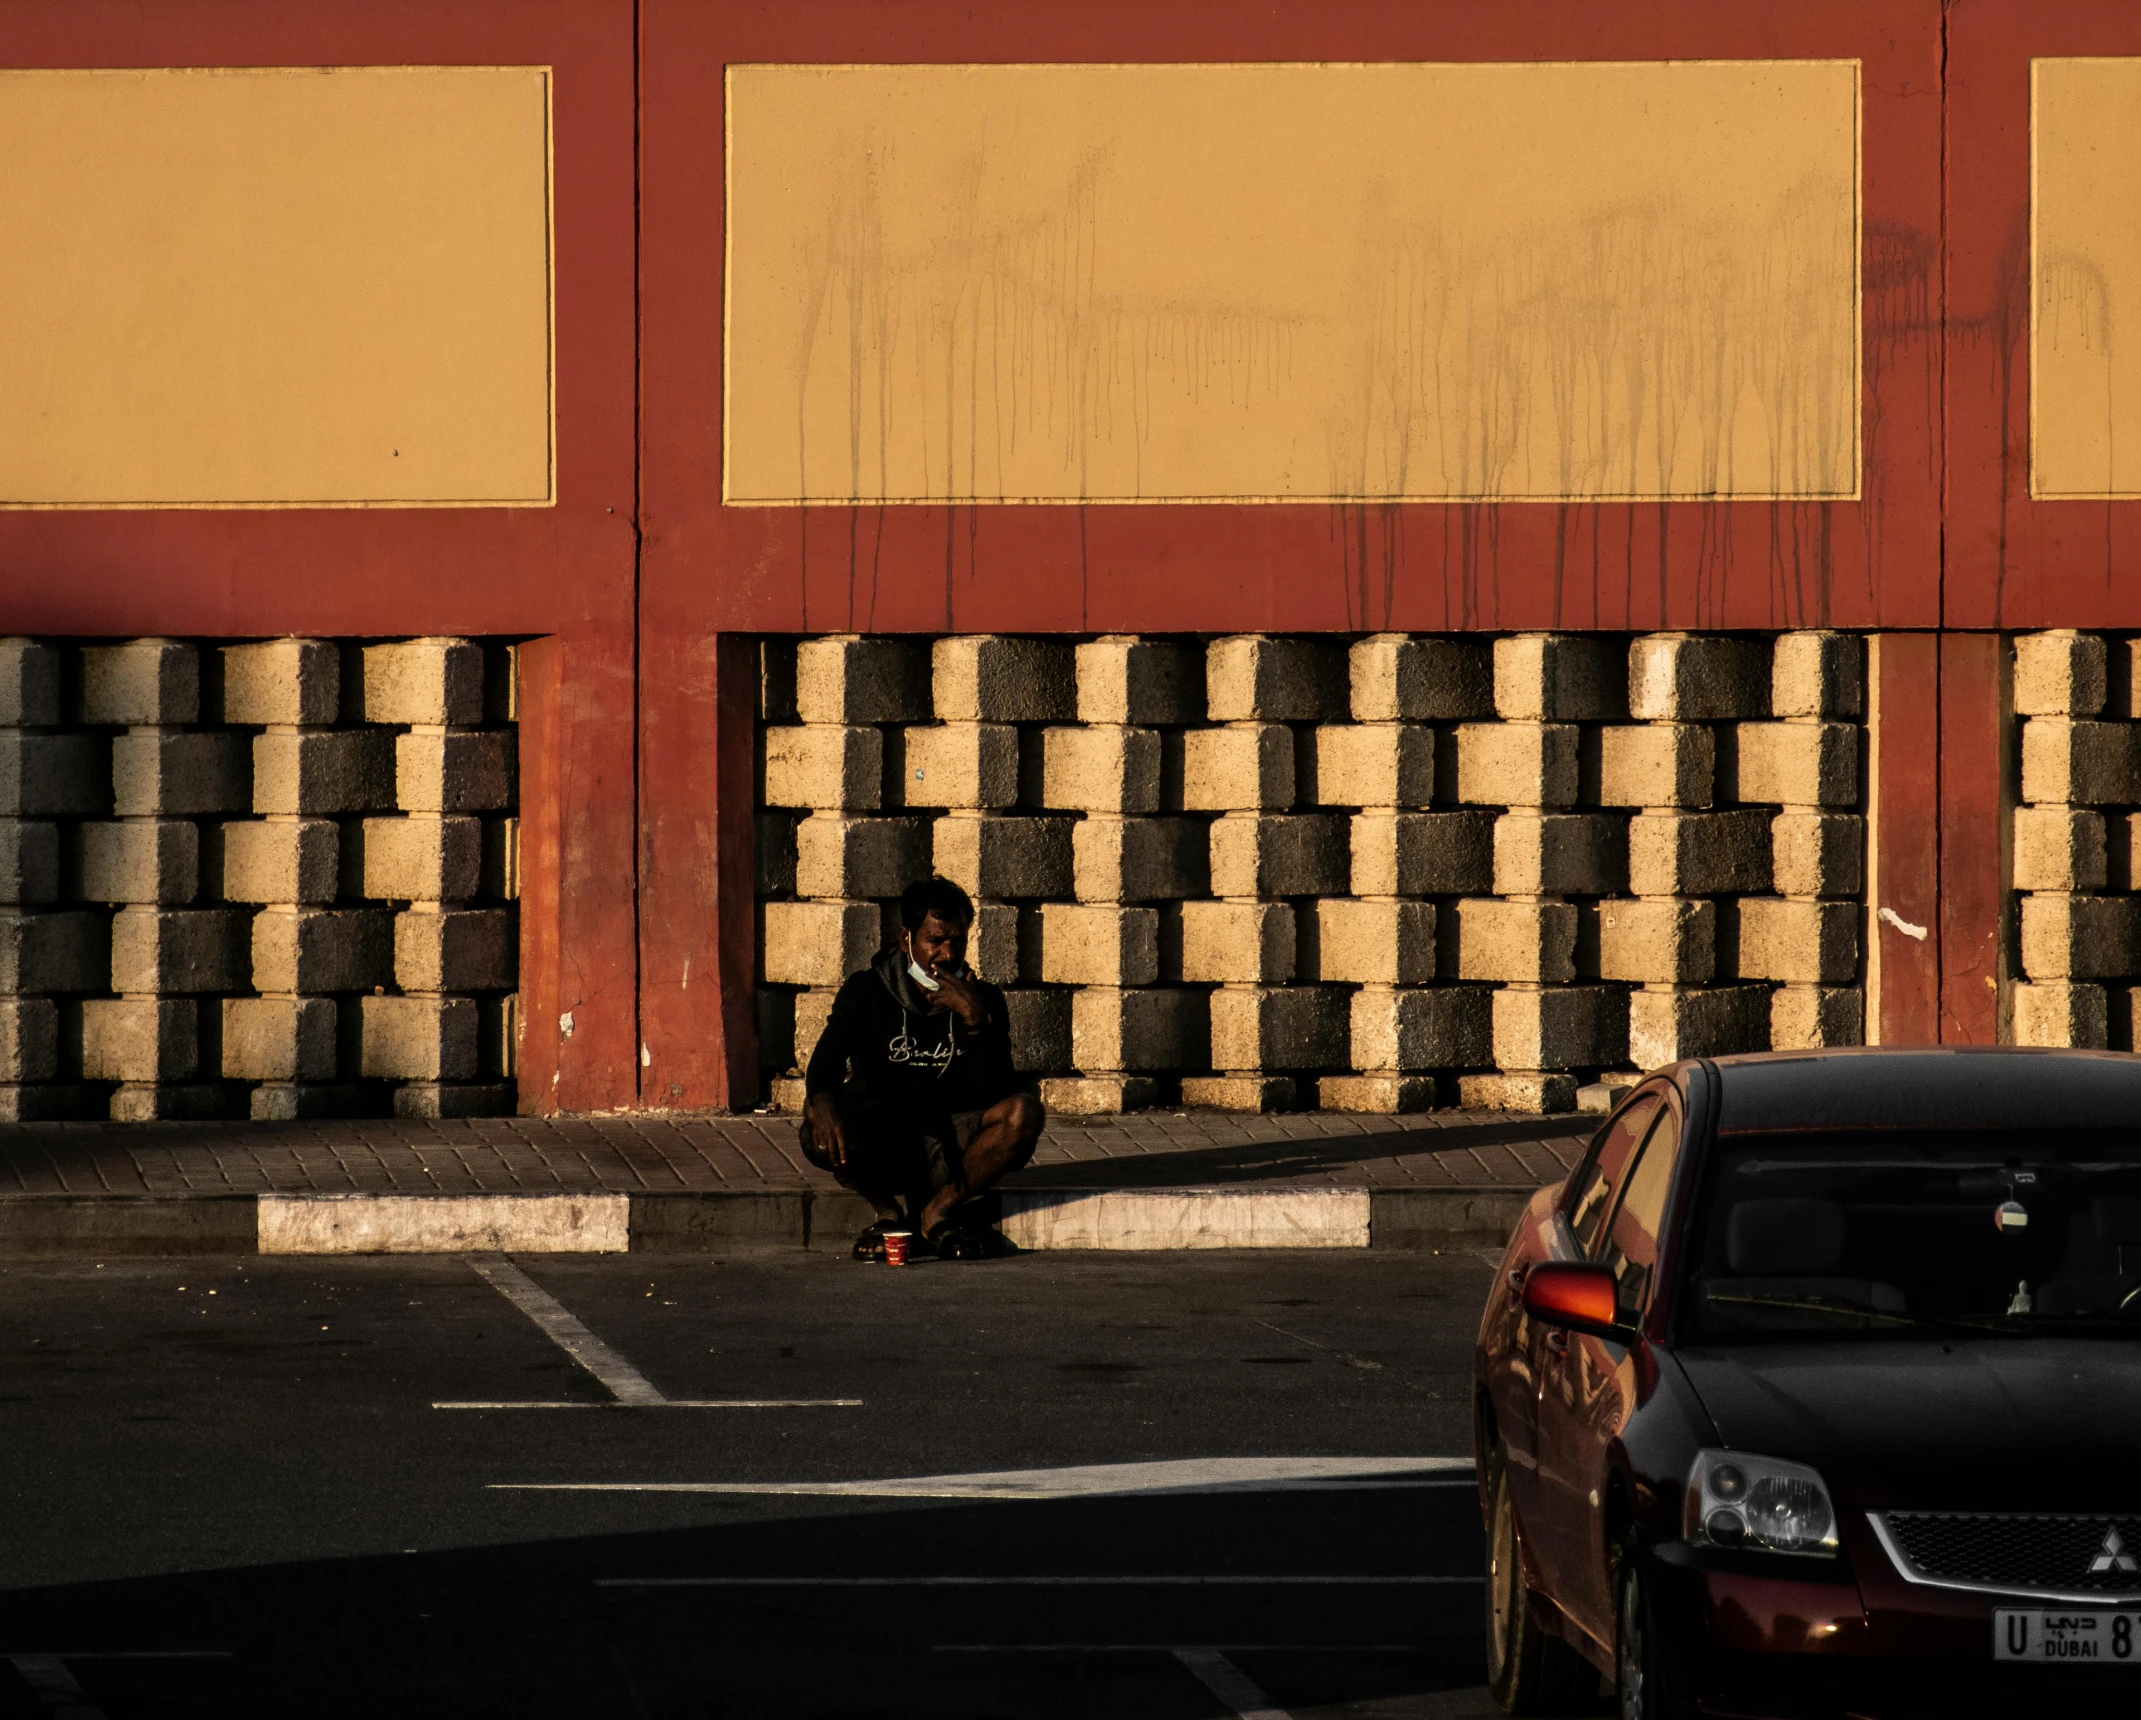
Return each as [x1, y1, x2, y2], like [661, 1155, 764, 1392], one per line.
[1508, 1088, 1663, 1583]
[1534, 1092, 1685, 1649]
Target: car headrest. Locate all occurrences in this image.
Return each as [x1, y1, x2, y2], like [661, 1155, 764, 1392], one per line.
[2094, 1197, 2141, 1244]
[1727, 1198, 1847, 1276]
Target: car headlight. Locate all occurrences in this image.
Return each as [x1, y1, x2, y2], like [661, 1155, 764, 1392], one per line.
[1684, 1449, 1839, 1556]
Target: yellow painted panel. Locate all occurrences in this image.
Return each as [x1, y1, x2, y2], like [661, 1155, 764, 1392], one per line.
[0, 67, 552, 508]
[725, 61, 1859, 505]
[2033, 58, 2141, 499]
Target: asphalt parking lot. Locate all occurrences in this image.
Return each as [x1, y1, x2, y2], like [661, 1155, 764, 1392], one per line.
[0, 1248, 1586, 1718]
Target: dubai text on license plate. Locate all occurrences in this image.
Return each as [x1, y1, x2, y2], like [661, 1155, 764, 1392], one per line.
[1994, 1609, 2140, 1662]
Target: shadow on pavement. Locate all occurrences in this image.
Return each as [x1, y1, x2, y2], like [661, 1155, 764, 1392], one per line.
[1015, 1118, 1588, 1191]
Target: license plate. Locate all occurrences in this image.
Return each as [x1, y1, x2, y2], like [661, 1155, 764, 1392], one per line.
[1995, 1609, 2141, 1662]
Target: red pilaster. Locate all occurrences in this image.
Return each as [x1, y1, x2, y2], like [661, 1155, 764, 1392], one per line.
[1937, 633, 2013, 1043]
[1868, 634, 1943, 1044]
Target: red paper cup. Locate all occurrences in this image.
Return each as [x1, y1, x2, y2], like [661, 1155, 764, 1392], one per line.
[883, 1230, 914, 1266]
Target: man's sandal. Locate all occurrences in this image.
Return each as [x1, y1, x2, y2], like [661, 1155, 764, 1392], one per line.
[926, 1219, 1013, 1262]
[852, 1219, 904, 1262]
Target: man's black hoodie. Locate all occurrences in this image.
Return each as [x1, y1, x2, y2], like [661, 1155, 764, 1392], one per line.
[804, 946, 1017, 1116]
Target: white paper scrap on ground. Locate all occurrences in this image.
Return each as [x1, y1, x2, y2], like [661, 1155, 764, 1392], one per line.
[998, 1189, 1370, 1250]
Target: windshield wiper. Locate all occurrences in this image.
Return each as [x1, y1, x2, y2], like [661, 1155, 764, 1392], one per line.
[1702, 1290, 2021, 1336]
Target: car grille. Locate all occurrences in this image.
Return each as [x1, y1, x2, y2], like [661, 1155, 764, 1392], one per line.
[1882, 1512, 2141, 1598]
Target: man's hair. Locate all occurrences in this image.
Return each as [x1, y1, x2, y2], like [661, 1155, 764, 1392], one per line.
[899, 875, 975, 932]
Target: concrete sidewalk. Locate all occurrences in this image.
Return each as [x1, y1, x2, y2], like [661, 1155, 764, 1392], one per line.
[0, 1108, 1588, 1255]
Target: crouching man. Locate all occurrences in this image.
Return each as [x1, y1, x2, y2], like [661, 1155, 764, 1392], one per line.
[800, 876, 1044, 1260]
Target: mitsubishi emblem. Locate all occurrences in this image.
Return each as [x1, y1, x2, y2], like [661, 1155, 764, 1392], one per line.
[2089, 1528, 2138, 1575]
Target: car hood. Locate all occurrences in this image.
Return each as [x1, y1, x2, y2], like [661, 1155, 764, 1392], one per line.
[1675, 1339, 2141, 1509]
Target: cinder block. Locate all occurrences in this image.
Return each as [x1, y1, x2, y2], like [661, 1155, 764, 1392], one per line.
[1452, 899, 1577, 984]
[395, 908, 514, 992]
[790, 988, 835, 1072]
[1037, 904, 1158, 987]
[756, 989, 796, 1074]
[1349, 634, 1493, 721]
[1771, 632, 1864, 719]
[0, 731, 111, 816]
[249, 729, 394, 817]
[792, 814, 931, 899]
[764, 725, 883, 811]
[1350, 984, 1491, 1070]
[756, 813, 798, 897]
[251, 907, 393, 994]
[1305, 899, 1435, 985]
[0, 997, 57, 1081]
[762, 900, 883, 987]
[81, 640, 198, 726]
[112, 731, 245, 817]
[1042, 726, 1161, 814]
[932, 814, 1072, 900]
[1005, 989, 1072, 1073]
[361, 637, 484, 726]
[224, 818, 344, 906]
[222, 639, 341, 726]
[359, 994, 478, 1080]
[359, 815, 481, 903]
[795, 636, 931, 725]
[1771, 813, 1863, 898]
[396, 730, 514, 814]
[0, 639, 61, 727]
[759, 641, 798, 723]
[1733, 723, 1858, 808]
[1598, 725, 1714, 809]
[1179, 1073, 1296, 1112]
[1626, 810, 1773, 897]
[2013, 631, 2107, 718]
[483, 817, 518, 902]
[1207, 813, 1348, 898]
[965, 902, 1023, 986]
[0, 821, 59, 905]
[109, 1082, 235, 1122]
[1312, 724, 1434, 809]
[2020, 893, 2139, 980]
[1628, 985, 1768, 1068]
[1350, 811, 1493, 897]
[1770, 985, 1866, 1050]
[1205, 636, 1344, 722]
[899, 724, 1019, 809]
[221, 996, 338, 1081]
[1492, 813, 1626, 896]
[0, 910, 108, 994]
[1042, 1074, 1162, 1114]
[1181, 725, 1293, 812]
[110, 906, 249, 994]
[1180, 901, 1294, 984]
[1073, 816, 1205, 902]
[2021, 718, 2141, 807]
[1071, 987, 1207, 1072]
[2014, 807, 2108, 893]
[932, 636, 1075, 722]
[1599, 898, 1716, 985]
[1627, 635, 1769, 721]
[1737, 898, 1860, 984]
[1493, 986, 1627, 1070]
[81, 997, 196, 1082]
[74, 820, 197, 905]
[392, 1081, 515, 1120]
[1457, 1071, 1577, 1113]
[2012, 981, 2107, 1049]
[1208, 986, 1348, 1071]
[1454, 723, 1579, 809]
[1320, 1074, 1437, 1113]
[1493, 634, 1623, 721]
[1074, 637, 1202, 725]
[480, 993, 517, 1081]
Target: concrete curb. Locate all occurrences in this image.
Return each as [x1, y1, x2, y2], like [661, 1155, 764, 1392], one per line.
[0, 1184, 1533, 1256]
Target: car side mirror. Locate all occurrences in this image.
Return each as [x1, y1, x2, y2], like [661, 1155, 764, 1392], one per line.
[1522, 1261, 1638, 1342]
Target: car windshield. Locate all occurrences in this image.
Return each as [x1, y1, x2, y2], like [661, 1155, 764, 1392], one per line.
[1678, 1130, 2141, 1342]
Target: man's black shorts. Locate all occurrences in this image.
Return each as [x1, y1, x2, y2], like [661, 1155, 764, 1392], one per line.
[798, 1085, 987, 1200]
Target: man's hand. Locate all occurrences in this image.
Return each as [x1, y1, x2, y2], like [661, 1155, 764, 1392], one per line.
[922, 963, 987, 1028]
[803, 1092, 847, 1167]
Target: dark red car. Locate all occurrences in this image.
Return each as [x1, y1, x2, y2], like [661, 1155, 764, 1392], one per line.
[1474, 1048, 2141, 1719]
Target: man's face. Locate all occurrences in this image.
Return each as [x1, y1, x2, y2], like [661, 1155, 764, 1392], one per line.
[903, 911, 970, 973]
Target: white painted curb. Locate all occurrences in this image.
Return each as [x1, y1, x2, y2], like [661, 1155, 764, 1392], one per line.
[999, 1188, 1370, 1250]
[258, 1193, 630, 1255]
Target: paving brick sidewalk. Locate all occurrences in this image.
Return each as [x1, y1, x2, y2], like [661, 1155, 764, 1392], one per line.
[0, 1109, 1589, 1200]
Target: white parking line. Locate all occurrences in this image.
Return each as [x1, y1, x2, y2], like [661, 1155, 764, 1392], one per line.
[1175, 1647, 1296, 1720]
[10, 1655, 106, 1719]
[598, 1575, 1478, 1588]
[492, 1455, 1471, 1497]
[442, 1255, 858, 1411]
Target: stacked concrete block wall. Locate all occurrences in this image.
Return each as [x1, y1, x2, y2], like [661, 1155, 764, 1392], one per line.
[0, 636, 518, 1121]
[2011, 631, 2141, 1047]
[754, 630, 1873, 1114]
